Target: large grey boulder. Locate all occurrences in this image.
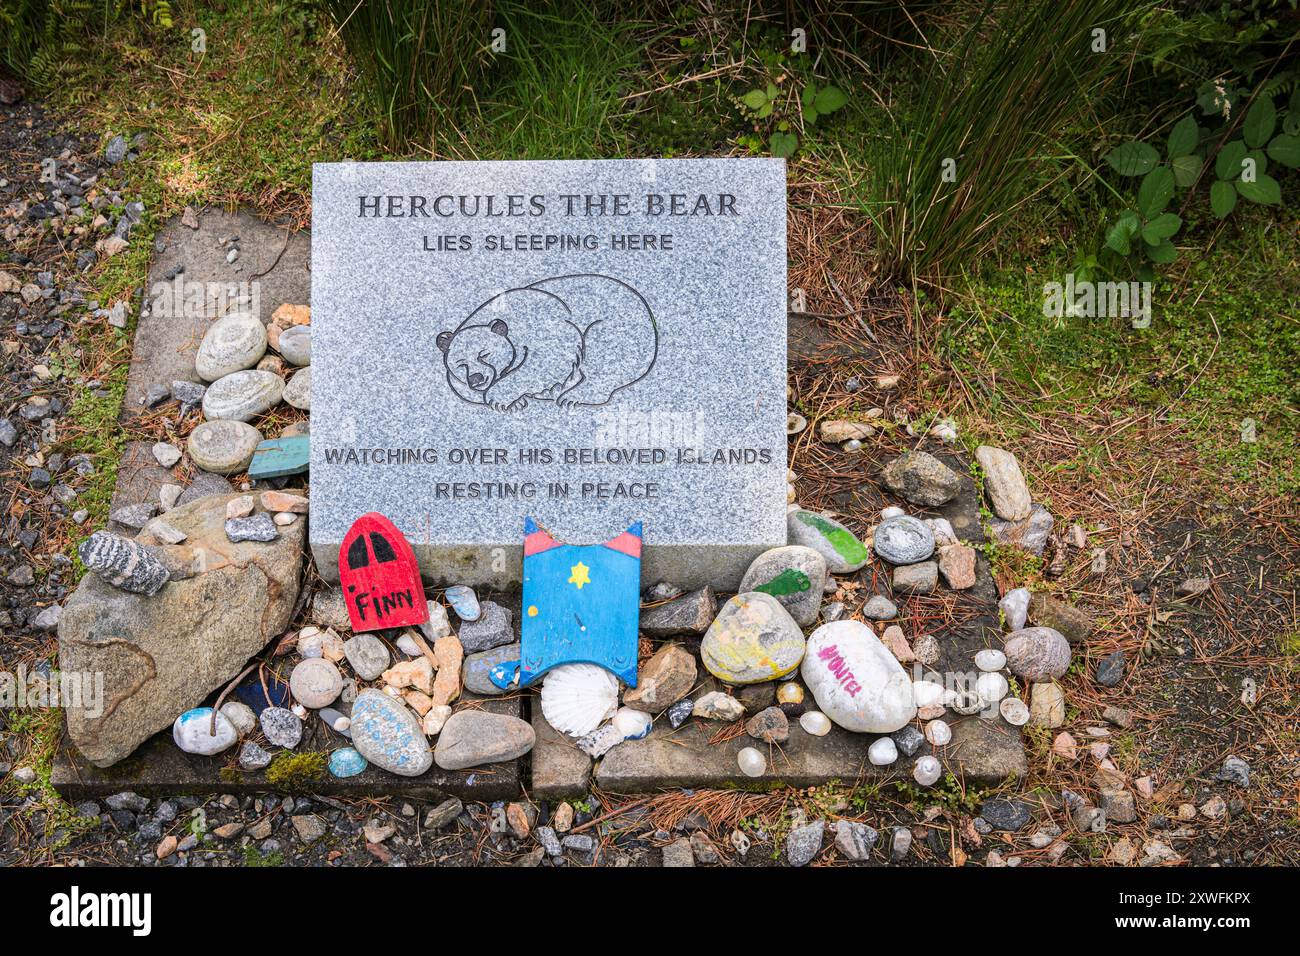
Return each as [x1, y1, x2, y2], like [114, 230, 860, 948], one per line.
[58, 492, 305, 767]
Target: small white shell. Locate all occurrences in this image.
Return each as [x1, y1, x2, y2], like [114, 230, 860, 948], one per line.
[1000, 697, 1030, 726]
[612, 706, 652, 740]
[541, 663, 619, 737]
[868, 737, 898, 766]
[924, 720, 952, 746]
[738, 747, 766, 777]
[799, 711, 832, 736]
[913, 755, 942, 786]
[912, 680, 945, 708]
[977, 671, 1009, 704]
[975, 649, 1006, 672]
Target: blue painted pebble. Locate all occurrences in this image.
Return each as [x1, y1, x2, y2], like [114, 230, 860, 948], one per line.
[444, 584, 481, 622]
[173, 707, 237, 756]
[349, 689, 433, 777]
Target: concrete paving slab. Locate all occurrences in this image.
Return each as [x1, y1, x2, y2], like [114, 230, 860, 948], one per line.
[593, 710, 1021, 792]
[52, 692, 523, 802]
[123, 208, 309, 415]
[529, 705, 593, 799]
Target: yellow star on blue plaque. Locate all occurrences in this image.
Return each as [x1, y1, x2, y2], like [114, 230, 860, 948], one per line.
[568, 561, 591, 589]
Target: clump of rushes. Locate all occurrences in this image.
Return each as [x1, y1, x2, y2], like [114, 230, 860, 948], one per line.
[861, 0, 1136, 285]
[323, 0, 495, 152]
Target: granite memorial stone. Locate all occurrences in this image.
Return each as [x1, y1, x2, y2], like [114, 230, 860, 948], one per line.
[311, 159, 788, 589]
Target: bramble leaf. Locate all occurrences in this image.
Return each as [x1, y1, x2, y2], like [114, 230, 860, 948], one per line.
[1167, 115, 1199, 158]
[1106, 141, 1159, 176]
[1236, 174, 1281, 205]
[1242, 95, 1276, 148]
[1209, 179, 1237, 218]
[1137, 166, 1175, 217]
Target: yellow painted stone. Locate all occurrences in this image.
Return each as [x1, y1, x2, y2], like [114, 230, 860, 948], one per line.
[701, 591, 806, 685]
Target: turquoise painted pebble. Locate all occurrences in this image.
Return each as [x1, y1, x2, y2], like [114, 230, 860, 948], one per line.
[247, 435, 309, 479]
[329, 747, 367, 778]
[444, 585, 481, 622]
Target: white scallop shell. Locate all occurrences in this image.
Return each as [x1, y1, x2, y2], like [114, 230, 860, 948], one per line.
[541, 663, 619, 738]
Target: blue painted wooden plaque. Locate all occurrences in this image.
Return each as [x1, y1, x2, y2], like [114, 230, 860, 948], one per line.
[490, 517, 642, 689]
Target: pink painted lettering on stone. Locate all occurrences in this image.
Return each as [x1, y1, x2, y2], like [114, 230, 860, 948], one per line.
[816, 643, 860, 697]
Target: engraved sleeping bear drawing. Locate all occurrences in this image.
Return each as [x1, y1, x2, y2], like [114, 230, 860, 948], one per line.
[435, 274, 659, 411]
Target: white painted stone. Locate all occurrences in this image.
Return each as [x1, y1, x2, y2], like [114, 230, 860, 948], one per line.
[173, 707, 237, 756]
[799, 711, 831, 736]
[800, 620, 916, 733]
